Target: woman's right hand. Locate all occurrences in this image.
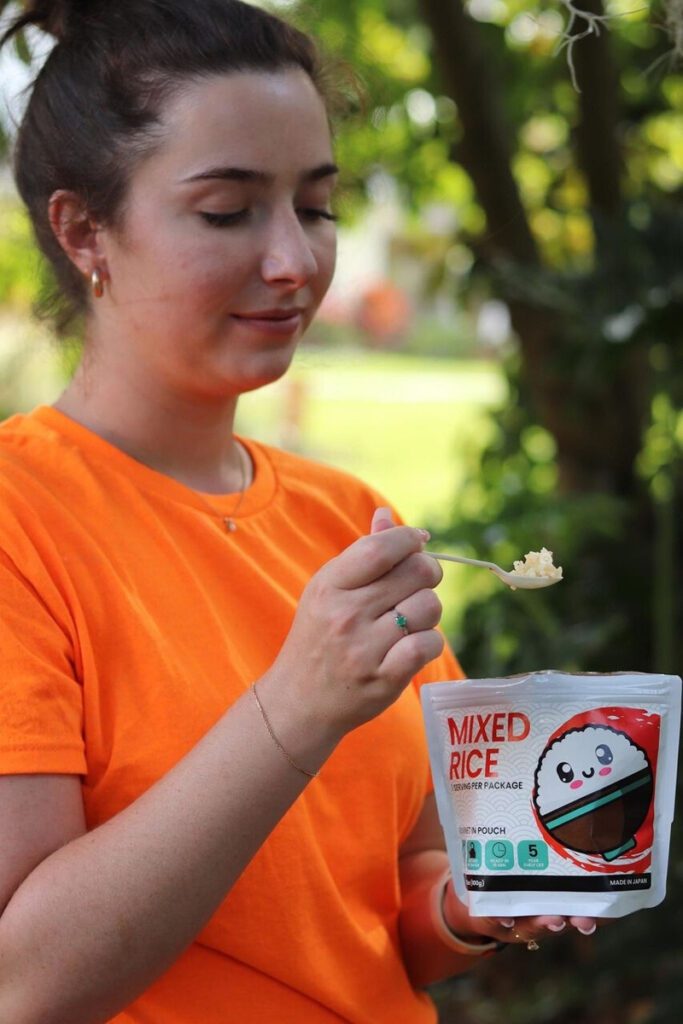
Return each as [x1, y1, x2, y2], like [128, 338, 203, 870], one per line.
[260, 506, 444, 747]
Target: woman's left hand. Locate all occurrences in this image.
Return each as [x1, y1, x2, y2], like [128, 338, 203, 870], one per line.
[443, 879, 598, 948]
[481, 914, 597, 948]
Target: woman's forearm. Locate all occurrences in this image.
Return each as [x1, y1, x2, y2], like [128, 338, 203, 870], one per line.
[0, 677, 337, 1024]
[398, 849, 489, 989]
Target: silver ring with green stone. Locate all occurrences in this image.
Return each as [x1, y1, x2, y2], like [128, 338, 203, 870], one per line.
[394, 610, 409, 636]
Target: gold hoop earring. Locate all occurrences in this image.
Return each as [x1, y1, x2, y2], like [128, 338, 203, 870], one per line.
[91, 267, 104, 299]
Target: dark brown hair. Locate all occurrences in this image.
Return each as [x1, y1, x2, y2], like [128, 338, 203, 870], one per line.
[1, 0, 349, 335]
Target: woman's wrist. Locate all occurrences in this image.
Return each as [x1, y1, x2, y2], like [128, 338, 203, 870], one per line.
[433, 870, 507, 956]
[255, 669, 341, 774]
[251, 683, 319, 778]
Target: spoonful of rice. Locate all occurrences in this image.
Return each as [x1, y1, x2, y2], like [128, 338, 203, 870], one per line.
[426, 547, 563, 590]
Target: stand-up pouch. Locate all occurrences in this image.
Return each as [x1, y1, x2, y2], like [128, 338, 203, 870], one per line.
[421, 672, 681, 917]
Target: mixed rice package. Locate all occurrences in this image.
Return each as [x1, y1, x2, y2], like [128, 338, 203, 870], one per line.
[421, 671, 681, 918]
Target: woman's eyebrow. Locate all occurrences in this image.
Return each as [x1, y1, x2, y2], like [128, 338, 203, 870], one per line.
[180, 162, 339, 184]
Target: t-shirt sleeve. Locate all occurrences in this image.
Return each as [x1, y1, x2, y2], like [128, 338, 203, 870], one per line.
[0, 550, 86, 775]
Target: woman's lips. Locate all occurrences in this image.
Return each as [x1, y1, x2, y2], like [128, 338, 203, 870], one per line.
[231, 310, 303, 335]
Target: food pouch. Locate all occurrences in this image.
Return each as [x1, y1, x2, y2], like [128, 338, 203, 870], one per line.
[421, 672, 681, 917]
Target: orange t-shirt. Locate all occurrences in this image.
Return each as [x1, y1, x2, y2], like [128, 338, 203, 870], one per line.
[0, 406, 463, 1024]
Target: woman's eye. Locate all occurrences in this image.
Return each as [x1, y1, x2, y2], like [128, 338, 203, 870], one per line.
[200, 211, 249, 227]
[298, 208, 338, 223]
[200, 208, 338, 228]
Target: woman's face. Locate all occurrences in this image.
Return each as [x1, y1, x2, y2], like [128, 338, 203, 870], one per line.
[97, 70, 338, 399]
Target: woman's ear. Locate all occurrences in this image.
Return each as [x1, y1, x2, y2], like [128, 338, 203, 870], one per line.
[48, 189, 107, 281]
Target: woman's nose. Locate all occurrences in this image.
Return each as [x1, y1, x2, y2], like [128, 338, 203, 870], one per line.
[261, 211, 319, 286]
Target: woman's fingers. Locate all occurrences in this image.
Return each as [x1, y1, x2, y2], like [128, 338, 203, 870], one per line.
[568, 916, 598, 935]
[270, 509, 445, 736]
[353, 588, 443, 672]
[370, 506, 395, 533]
[331, 523, 430, 590]
[483, 915, 598, 944]
[381, 588, 442, 644]
[364, 550, 443, 618]
[320, 584, 445, 682]
[379, 622, 445, 683]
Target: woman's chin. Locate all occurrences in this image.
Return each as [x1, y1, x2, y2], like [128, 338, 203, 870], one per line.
[197, 353, 297, 399]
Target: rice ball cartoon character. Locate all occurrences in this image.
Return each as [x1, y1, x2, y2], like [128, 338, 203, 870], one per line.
[533, 724, 653, 862]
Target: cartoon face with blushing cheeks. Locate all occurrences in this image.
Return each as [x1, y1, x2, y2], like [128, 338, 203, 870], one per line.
[533, 724, 653, 861]
[535, 725, 647, 815]
[561, 740, 613, 787]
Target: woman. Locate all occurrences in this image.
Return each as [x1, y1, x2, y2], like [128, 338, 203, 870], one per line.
[0, 2, 597, 1022]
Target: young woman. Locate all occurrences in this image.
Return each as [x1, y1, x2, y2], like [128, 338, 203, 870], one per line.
[0, 3, 597, 1022]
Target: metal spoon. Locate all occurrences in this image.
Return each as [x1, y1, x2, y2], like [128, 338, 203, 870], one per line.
[426, 551, 561, 590]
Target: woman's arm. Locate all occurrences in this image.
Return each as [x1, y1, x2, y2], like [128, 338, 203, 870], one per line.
[0, 684, 332, 1024]
[0, 522, 443, 1024]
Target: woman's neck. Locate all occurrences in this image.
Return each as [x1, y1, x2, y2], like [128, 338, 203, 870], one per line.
[53, 366, 250, 495]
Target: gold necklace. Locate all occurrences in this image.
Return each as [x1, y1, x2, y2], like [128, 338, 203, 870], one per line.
[221, 440, 248, 533]
[194, 441, 249, 533]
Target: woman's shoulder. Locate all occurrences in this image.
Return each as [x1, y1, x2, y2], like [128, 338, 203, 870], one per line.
[0, 407, 91, 546]
[0, 409, 46, 480]
[0, 406, 72, 490]
[0, 404, 65, 450]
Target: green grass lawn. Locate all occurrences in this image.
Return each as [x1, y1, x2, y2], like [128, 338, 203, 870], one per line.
[236, 346, 505, 527]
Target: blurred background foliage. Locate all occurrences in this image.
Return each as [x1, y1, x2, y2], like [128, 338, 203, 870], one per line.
[1, 0, 683, 1021]
[288, 3, 683, 1019]
[282, 0, 683, 684]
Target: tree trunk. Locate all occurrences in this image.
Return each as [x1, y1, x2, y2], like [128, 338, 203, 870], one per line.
[570, 0, 623, 220]
[416, 0, 538, 266]
[418, 0, 648, 497]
